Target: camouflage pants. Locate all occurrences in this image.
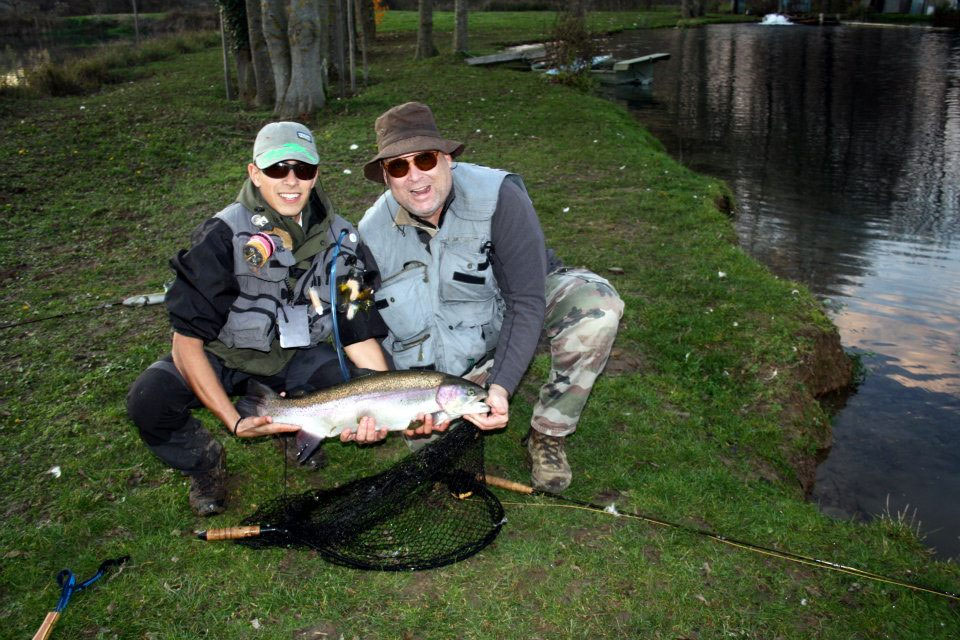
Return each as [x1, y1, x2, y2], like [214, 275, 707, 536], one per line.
[466, 267, 624, 438]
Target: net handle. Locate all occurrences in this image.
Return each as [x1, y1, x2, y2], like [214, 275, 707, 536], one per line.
[484, 475, 535, 495]
[32, 611, 60, 640]
[197, 526, 267, 541]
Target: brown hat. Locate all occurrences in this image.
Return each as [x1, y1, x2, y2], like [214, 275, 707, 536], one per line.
[363, 102, 464, 183]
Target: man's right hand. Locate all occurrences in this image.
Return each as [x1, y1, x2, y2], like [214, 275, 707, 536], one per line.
[233, 415, 301, 438]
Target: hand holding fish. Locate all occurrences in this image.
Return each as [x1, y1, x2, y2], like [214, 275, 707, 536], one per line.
[403, 412, 451, 437]
[462, 384, 509, 431]
[233, 415, 301, 438]
[339, 416, 389, 444]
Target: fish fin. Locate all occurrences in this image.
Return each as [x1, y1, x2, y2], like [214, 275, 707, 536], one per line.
[295, 429, 325, 464]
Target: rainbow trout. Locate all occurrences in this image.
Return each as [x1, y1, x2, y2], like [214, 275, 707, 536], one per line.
[252, 371, 489, 463]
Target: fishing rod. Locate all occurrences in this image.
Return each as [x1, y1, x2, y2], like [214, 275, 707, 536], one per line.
[0, 292, 166, 331]
[483, 475, 960, 603]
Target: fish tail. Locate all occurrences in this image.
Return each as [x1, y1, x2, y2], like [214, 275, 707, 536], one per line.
[240, 380, 277, 418]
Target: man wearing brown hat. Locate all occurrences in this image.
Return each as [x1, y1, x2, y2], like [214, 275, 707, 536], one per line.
[127, 121, 391, 517]
[359, 102, 624, 493]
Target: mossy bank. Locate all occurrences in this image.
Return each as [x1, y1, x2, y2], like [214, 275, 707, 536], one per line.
[1, 11, 957, 639]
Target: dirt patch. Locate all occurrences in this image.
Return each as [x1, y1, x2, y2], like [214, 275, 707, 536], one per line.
[603, 347, 647, 376]
[744, 324, 851, 494]
[399, 571, 436, 600]
[293, 620, 347, 639]
[795, 325, 852, 397]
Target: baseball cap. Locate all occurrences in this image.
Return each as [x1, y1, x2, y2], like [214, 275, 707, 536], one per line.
[253, 122, 320, 168]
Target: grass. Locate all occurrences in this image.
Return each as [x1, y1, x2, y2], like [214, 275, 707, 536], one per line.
[1, 9, 958, 639]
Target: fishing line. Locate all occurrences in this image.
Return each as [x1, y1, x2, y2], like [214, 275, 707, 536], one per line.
[0, 293, 165, 331]
[484, 476, 960, 603]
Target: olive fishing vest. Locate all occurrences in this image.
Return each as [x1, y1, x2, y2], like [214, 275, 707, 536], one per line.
[359, 162, 526, 375]
[213, 202, 361, 352]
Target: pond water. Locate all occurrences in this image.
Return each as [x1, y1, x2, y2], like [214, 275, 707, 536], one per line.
[1, 30, 135, 85]
[602, 22, 960, 559]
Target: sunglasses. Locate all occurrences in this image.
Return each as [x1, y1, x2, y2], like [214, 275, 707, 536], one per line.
[383, 151, 440, 179]
[261, 161, 319, 180]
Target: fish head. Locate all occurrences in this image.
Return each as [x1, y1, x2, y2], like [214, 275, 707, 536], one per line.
[436, 378, 489, 417]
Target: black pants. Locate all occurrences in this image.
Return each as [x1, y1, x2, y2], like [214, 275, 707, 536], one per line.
[126, 345, 347, 473]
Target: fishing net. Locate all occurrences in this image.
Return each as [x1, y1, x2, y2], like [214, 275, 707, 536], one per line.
[232, 422, 505, 571]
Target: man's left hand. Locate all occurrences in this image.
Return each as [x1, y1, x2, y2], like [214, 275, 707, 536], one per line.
[464, 384, 509, 431]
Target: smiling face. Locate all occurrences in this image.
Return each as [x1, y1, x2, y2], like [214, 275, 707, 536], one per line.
[383, 151, 454, 225]
[248, 161, 318, 219]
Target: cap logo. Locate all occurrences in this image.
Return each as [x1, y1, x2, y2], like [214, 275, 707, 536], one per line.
[297, 131, 313, 143]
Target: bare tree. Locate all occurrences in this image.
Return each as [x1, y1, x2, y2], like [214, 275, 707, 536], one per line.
[246, 0, 275, 107]
[283, 0, 325, 116]
[453, 0, 467, 55]
[415, 0, 437, 59]
[332, 0, 346, 97]
[262, 0, 325, 118]
[354, 0, 370, 84]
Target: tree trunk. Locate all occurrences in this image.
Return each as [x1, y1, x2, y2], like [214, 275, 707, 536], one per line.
[355, 0, 369, 84]
[131, 0, 140, 45]
[332, 0, 347, 98]
[453, 0, 468, 54]
[568, 0, 587, 19]
[346, 0, 356, 92]
[681, 0, 705, 18]
[281, 0, 325, 117]
[219, 6, 235, 100]
[415, 0, 437, 59]
[358, 0, 376, 44]
[262, 0, 291, 115]
[246, 0, 275, 107]
[236, 44, 256, 103]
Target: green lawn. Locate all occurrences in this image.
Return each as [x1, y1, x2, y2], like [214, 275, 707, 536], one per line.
[0, 11, 957, 639]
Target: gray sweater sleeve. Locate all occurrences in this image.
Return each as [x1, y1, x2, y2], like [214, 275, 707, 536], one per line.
[487, 179, 548, 394]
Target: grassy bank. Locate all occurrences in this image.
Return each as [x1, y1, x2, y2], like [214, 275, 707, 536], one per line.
[1, 11, 958, 639]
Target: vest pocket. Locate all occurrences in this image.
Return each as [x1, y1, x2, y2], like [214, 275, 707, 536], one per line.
[375, 262, 431, 344]
[438, 239, 495, 303]
[218, 302, 277, 351]
[388, 328, 433, 369]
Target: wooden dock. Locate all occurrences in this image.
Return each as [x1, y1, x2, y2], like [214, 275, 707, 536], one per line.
[590, 52, 671, 85]
[465, 44, 547, 66]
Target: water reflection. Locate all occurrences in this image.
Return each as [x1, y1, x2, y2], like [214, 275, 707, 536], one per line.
[603, 24, 960, 558]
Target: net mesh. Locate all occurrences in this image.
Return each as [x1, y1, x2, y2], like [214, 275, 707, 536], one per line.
[237, 422, 505, 571]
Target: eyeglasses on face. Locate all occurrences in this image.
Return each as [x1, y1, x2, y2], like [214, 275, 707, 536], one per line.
[261, 161, 319, 180]
[382, 151, 440, 179]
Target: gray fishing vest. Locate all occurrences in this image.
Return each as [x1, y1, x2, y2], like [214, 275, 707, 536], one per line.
[359, 162, 525, 375]
[214, 202, 360, 352]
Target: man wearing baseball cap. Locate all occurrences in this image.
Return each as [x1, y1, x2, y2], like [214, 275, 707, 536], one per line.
[127, 122, 391, 516]
[359, 102, 624, 493]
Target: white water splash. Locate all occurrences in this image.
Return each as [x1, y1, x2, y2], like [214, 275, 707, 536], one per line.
[760, 13, 793, 25]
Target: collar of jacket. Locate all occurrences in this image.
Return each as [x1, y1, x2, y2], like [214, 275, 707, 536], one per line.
[236, 179, 335, 263]
[392, 188, 456, 238]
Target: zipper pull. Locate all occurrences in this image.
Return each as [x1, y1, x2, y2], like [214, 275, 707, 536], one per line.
[417, 340, 424, 362]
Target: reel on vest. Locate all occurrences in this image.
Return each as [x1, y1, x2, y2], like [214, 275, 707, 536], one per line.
[336, 264, 377, 320]
[243, 215, 294, 268]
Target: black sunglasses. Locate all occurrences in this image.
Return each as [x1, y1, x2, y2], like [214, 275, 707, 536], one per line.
[383, 151, 440, 179]
[261, 161, 319, 180]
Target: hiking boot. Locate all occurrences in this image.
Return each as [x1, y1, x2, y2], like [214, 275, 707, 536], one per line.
[526, 429, 572, 493]
[188, 447, 227, 517]
[274, 435, 326, 471]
